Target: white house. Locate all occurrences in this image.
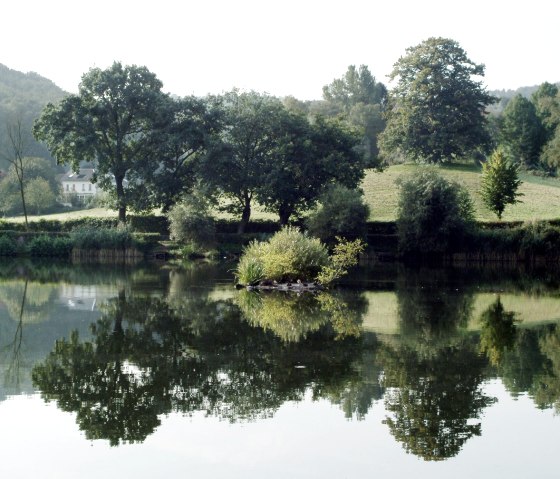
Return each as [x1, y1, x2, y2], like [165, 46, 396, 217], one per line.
[60, 168, 99, 201]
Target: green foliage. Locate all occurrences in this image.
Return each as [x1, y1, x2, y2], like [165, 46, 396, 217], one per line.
[168, 193, 216, 252]
[316, 238, 366, 285]
[70, 226, 135, 250]
[34, 62, 169, 222]
[479, 297, 518, 366]
[235, 227, 329, 284]
[500, 94, 544, 168]
[25, 177, 57, 215]
[322, 64, 387, 169]
[379, 37, 494, 164]
[26, 235, 73, 257]
[396, 169, 475, 255]
[260, 113, 365, 225]
[0, 235, 17, 256]
[480, 149, 523, 219]
[199, 90, 286, 232]
[306, 185, 369, 244]
[0, 156, 59, 216]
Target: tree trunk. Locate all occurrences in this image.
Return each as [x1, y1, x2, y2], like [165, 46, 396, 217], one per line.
[115, 175, 127, 224]
[278, 203, 293, 227]
[237, 197, 251, 234]
[18, 177, 29, 230]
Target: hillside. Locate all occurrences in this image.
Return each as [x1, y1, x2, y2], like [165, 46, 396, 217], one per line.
[362, 163, 560, 222]
[0, 64, 67, 169]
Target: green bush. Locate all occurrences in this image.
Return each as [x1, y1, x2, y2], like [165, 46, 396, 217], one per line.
[236, 227, 329, 284]
[305, 185, 369, 244]
[0, 235, 17, 256]
[168, 195, 216, 251]
[70, 226, 134, 250]
[27, 235, 73, 257]
[396, 169, 475, 256]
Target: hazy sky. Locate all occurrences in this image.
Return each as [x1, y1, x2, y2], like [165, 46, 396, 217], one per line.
[2, 0, 559, 99]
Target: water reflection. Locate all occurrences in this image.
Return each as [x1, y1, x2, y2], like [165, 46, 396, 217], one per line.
[32, 287, 373, 445]
[0, 259, 557, 460]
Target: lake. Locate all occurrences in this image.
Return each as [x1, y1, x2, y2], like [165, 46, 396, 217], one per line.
[0, 259, 559, 478]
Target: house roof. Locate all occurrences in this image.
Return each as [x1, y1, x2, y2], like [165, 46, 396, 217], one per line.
[61, 169, 95, 182]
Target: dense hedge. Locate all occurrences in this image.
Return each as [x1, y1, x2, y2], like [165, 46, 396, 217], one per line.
[0, 215, 170, 234]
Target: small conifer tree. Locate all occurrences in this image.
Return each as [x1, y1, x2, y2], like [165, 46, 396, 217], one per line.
[481, 149, 523, 220]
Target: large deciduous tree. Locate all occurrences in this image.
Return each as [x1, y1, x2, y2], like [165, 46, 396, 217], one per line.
[33, 62, 168, 222]
[260, 114, 364, 225]
[130, 95, 223, 212]
[379, 37, 495, 164]
[499, 94, 543, 168]
[199, 90, 285, 233]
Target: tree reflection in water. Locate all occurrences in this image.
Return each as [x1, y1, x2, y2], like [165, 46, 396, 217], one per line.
[26, 263, 560, 458]
[32, 288, 375, 445]
[380, 269, 495, 461]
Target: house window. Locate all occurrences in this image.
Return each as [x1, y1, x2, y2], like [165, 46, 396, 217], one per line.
[82, 184, 85, 191]
[72, 184, 75, 191]
[66, 184, 69, 191]
[89, 184, 92, 191]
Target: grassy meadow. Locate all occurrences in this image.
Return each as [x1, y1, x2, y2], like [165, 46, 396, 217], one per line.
[363, 163, 560, 222]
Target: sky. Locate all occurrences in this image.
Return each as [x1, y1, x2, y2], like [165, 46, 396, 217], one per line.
[2, 0, 559, 100]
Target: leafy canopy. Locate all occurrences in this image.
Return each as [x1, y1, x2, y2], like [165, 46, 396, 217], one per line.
[34, 62, 169, 222]
[379, 37, 495, 164]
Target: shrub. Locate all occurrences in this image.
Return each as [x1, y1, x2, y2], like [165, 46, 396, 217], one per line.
[27, 235, 73, 257]
[70, 226, 134, 250]
[396, 169, 475, 256]
[168, 195, 216, 252]
[235, 227, 364, 286]
[0, 235, 17, 256]
[235, 227, 329, 284]
[305, 185, 369, 244]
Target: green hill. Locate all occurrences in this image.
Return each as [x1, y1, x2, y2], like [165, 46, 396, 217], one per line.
[0, 64, 67, 169]
[362, 163, 560, 222]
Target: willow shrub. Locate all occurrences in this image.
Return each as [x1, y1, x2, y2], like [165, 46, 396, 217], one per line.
[235, 227, 365, 286]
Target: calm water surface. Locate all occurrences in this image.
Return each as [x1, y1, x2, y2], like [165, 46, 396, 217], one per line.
[1, 260, 559, 478]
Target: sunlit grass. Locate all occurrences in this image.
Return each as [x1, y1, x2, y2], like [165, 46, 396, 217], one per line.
[362, 163, 560, 222]
[5, 163, 560, 224]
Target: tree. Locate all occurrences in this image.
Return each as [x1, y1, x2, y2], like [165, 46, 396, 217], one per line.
[531, 82, 560, 142]
[25, 177, 57, 215]
[259, 114, 364, 225]
[0, 155, 59, 217]
[1, 118, 32, 227]
[379, 37, 495, 164]
[131, 95, 223, 212]
[322, 64, 386, 111]
[500, 94, 544, 168]
[199, 90, 285, 233]
[480, 148, 523, 219]
[322, 65, 387, 168]
[34, 62, 169, 222]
